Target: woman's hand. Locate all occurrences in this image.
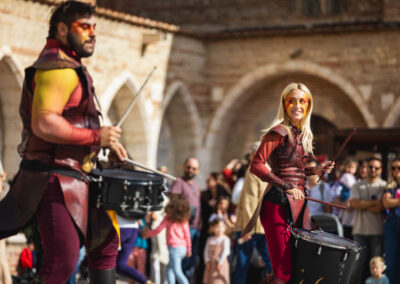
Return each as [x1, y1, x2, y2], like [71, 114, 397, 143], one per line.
[286, 188, 305, 200]
[315, 161, 335, 175]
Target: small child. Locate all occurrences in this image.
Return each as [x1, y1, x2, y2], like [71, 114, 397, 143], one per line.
[144, 194, 191, 284]
[208, 196, 234, 231]
[365, 256, 389, 284]
[203, 218, 230, 284]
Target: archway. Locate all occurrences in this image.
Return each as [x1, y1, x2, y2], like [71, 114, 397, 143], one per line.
[102, 74, 152, 165]
[0, 50, 24, 176]
[156, 81, 202, 176]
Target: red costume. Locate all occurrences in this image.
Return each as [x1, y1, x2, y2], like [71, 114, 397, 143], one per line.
[0, 40, 117, 283]
[249, 124, 318, 282]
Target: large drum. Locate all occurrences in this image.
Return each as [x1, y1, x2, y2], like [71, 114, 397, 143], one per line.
[289, 229, 362, 284]
[89, 168, 166, 219]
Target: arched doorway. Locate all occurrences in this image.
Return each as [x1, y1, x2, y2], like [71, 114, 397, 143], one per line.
[0, 54, 23, 176]
[104, 79, 151, 165]
[157, 82, 201, 177]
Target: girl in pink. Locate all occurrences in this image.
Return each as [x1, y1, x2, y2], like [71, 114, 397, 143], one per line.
[144, 194, 192, 284]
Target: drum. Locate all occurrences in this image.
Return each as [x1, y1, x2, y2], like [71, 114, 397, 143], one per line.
[289, 229, 362, 284]
[89, 168, 166, 219]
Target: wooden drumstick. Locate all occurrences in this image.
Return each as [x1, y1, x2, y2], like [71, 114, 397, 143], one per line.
[124, 158, 177, 181]
[317, 128, 356, 183]
[305, 196, 346, 210]
[116, 66, 156, 128]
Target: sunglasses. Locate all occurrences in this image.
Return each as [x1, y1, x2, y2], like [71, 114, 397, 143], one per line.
[368, 165, 381, 170]
[186, 166, 198, 170]
[391, 166, 400, 171]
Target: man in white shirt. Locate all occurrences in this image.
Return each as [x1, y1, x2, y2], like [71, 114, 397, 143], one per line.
[350, 157, 386, 283]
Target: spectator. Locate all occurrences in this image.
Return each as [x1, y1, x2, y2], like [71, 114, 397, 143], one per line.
[382, 157, 400, 283]
[0, 171, 11, 284]
[208, 196, 234, 232]
[358, 160, 369, 181]
[169, 157, 201, 280]
[222, 159, 242, 190]
[306, 160, 333, 216]
[365, 256, 389, 284]
[234, 142, 272, 284]
[144, 194, 192, 284]
[128, 219, 149, 284]
[148, 199, 169, 284]
[231, 163, 248, 206]
[18, 238, 37, 281]
[203, 219, 230, 284]
[350, 157, 386, 283]
[338, 173, 357, 239]
[115, 216, 153, 284]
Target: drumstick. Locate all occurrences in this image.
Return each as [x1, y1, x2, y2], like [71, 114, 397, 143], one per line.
[305, 196, 346, 210]
[317, 128, 356, 183]
[124, 158, 177, 181]
[116, 66, 157, 128]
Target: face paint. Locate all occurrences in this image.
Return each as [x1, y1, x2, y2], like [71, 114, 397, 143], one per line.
[284, 89, 309, 126]
[67, 16, 96, 57]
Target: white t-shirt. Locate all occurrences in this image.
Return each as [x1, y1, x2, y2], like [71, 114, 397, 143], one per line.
[231, 177, 244, 205]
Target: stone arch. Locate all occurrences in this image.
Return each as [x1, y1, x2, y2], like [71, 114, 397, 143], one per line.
[383, 97, 400, 127]
[0, 46, 24, 176]
[156, 80, 202, 176]
[205, 60, 372, 171]
[101, 72, 153, 165]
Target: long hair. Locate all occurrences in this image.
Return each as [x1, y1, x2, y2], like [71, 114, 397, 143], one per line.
[261, 82, 314, 154]
[388, 157, 400, 189]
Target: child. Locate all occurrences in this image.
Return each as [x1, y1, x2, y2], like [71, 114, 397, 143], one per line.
[365, 256, 389, 284]
[144, 194, 191, 284]
[208, 196, 234, 231]
[203, 218, 230, 284]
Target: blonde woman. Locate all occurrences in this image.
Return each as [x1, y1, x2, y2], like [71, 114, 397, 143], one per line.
[246, 83, 334, 283]
[382, 157, 400, 283]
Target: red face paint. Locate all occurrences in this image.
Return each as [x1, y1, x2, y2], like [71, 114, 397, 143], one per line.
[68, 16, 96, 57]
[284, 89, 309, 126]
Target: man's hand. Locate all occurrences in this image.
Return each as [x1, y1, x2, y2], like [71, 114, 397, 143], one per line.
[286, 188, 305, 200]
[109, 141, 128, 161]
[186, 251, 192, 257]
[100, 126, 122, 147]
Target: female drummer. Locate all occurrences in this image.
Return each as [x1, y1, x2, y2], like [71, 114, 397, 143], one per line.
[249, 83, 334, 283]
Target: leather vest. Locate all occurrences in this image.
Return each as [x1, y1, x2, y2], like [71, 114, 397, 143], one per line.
[17, 45, 101, 171]
[269, 125, 309, 189]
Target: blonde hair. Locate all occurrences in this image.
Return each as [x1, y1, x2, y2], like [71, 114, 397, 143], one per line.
[261, 83, 314, 154]
[369, 256, 386, 268]
[388, 157, 400, 189]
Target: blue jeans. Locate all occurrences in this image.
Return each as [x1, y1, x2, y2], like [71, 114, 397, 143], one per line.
[234, 232, 272, 284]
[167, 246, 189, 284]
[182, 228, 200, 278]
[384, 214, 400, 284]
[66, 246, 86, 284]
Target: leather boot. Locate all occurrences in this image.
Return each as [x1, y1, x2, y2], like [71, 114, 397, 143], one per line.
[89, 267, 116, 284]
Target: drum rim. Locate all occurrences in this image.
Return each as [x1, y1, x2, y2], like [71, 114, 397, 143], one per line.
[90, 168, 165, 184]
[291, 229, 362, 252]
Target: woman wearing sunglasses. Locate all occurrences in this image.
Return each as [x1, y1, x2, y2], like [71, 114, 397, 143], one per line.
[382, 157, 400, 284]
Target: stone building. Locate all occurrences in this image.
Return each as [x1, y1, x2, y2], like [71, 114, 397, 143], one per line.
[0, 0, 399, 184]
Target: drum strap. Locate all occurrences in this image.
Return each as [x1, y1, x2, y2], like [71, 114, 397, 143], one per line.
[20, 159, 86, 181]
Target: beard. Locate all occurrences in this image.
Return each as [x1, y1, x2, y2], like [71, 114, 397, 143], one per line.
[67, 31, 95, 58]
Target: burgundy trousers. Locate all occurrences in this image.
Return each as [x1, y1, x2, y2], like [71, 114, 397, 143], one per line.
[260, 200, 292, 283]
[36, 175, 118, 284]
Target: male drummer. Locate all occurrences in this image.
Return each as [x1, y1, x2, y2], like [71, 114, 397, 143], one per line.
[0, 1, 127, 283]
